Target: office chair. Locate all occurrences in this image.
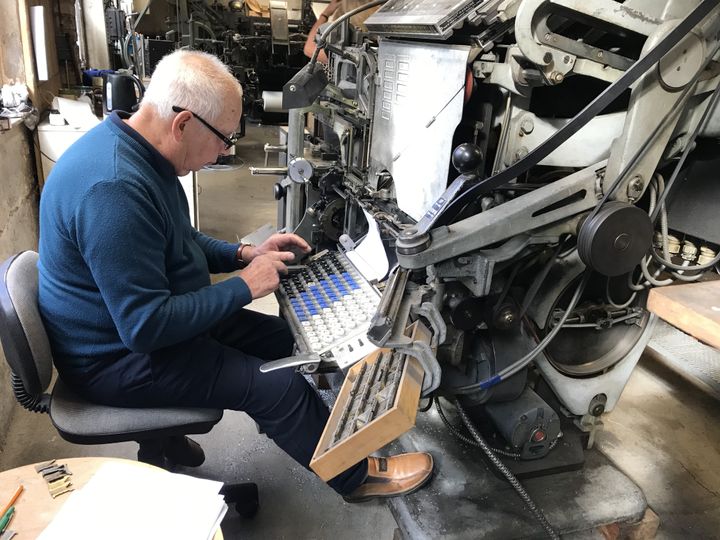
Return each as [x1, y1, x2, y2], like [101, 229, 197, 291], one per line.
[0, 251, 258, 517]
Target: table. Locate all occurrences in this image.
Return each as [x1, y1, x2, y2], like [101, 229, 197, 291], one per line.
[0, 457, 223, 539]
[647, 280, 720, 349]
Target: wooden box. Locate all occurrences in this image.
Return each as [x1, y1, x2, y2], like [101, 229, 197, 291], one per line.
[310, 322, 429, 482]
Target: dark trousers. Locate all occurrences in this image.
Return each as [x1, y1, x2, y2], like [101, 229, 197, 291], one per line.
[56, 309, 368, 495]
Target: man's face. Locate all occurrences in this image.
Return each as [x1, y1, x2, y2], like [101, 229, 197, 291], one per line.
[178, 100, 242, 175]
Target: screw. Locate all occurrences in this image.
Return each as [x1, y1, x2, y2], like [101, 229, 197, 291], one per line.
[551, 71, 564, 83]
[597, 50, 604, 58]
[563, 55, 571, 64]
[627, 176, 644, 198]
[544, 33, 551, 41]
[289, 84, 297, 92]
[515, 147, 528, 160]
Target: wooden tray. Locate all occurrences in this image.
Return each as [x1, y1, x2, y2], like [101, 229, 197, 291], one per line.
[310, 322, 429, 481]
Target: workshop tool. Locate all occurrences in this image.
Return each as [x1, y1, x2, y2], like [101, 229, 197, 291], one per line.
[35, 461, 74, 499]
[0, 485, 22, 519]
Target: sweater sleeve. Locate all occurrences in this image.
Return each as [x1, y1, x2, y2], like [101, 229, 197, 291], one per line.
[74, 180, 252, 353]
[191, 229, 242, 273]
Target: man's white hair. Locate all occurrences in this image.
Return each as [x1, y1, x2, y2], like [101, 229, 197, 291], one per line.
[141, 49, 243, 124]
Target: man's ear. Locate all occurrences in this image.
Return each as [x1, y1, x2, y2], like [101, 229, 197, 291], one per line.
[171, 112, 191, 142]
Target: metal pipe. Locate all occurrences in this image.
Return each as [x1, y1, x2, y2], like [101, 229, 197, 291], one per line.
[248, 166, 289, 176]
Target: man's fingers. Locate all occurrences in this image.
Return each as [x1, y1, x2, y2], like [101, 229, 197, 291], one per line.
[265, 250, 296, 262]
[273, 260, 289, 274]
[272, 233, 311, 252]
[287, 234, 311, 252]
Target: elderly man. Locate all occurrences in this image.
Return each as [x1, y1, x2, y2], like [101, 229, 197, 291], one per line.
[38, 50, 432, 502]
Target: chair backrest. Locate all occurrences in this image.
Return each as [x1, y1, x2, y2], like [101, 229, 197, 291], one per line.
[0, 251, 54, 401]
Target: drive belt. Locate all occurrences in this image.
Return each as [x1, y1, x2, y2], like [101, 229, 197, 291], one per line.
[413, 0, 719, 236]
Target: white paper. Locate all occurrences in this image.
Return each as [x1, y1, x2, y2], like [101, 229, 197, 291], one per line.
[346, 209, 390, 282]
[38, 462, 227, 540]
[56, 96, 100, 129]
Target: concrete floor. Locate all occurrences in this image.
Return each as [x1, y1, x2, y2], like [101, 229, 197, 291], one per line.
[1, 124, 720, 539]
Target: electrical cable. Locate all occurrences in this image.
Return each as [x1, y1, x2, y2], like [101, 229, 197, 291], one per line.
[453, 398, 559, 539]
[434, 397, 521, 459]
[649, 80, 720, 272]
[309, 0, 388, 67]
[451, 272, 590, 395]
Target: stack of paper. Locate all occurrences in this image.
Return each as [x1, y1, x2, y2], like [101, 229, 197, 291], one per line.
[39, 461, 227, 540]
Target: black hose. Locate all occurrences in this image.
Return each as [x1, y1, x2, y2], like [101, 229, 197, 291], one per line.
[454, 398, 560, 540]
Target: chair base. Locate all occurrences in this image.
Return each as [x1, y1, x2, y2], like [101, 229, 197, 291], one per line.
[137, 436, 206, 469]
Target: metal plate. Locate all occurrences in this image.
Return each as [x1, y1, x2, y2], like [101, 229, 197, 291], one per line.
[365, 0, 490, 40]
[369, 40, 469, 221]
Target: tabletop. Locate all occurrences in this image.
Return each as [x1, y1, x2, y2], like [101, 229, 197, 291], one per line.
[0, 456, 223, 539]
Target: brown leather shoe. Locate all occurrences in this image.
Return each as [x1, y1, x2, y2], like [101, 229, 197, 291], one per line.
[343, 452, 434, 503]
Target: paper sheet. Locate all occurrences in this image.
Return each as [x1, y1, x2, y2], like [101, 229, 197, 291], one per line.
[56, 96, 100, 129]
[38, 462, 227, 540]
[346, 209, 390, 282]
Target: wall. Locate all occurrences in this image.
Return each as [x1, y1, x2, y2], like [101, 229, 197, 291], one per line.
[0, 1, 28, 84]
[83, 0, 110, 69]
[0, 123, 39, 448]
[0, 0, 42, 448]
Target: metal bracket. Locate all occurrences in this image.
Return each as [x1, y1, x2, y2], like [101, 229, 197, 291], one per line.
[410, 302, 447, 347]
[385, 335, 441, 396]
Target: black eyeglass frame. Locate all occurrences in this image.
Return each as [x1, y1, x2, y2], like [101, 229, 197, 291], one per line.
[172, 105, 239, 150]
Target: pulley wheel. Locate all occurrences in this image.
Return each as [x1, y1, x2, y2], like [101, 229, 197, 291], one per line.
[578, 201, 652, 277]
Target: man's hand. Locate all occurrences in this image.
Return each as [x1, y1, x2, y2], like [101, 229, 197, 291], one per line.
[244, 233, 311, 264]
[239, 252, 293, 299]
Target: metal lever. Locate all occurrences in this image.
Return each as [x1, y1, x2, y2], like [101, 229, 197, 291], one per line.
[249, 166, 289, 176]
[368, 268, 409, 346]
[397, 173, 480, 254]
[259, 353, 322, 373]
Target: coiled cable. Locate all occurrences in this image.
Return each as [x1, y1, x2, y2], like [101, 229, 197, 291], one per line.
[454, 398, 559, 539]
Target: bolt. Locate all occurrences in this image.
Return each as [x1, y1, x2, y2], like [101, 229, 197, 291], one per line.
[289, 84, 297, 92]
[627, 176, 644, 198]
[502, 311, 515, 325]
[520, 118, 534, 135]
[597, 50, 604, 58]
[544, 33, 551, 41]
[551, 71, 564, 83]
[515, 147, 528, 160]
[402, 228, 417, 238]
[563, 55, 571, 64]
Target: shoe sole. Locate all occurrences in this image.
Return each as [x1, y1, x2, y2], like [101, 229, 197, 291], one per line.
[342, 469, 435, 504]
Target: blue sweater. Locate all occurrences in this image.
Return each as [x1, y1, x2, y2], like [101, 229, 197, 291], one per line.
[38, 112, 251, 360]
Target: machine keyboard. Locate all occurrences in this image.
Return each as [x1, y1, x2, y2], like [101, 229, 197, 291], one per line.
[277, 251, 381, 369]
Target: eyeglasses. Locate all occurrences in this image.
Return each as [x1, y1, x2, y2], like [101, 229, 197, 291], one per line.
[172, 105, 239, 150]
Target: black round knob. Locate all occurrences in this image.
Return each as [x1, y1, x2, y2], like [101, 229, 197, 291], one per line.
[273, 183, 286, 200]
[452, 143, 484, 174]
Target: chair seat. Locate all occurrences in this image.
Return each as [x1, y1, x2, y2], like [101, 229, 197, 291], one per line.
[50, 379, 223, 445]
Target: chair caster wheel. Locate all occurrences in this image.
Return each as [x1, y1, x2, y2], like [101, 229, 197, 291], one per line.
[220, 482, 259, 519]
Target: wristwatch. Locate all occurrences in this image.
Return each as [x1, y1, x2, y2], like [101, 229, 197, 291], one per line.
[237, 243, 254, 265]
